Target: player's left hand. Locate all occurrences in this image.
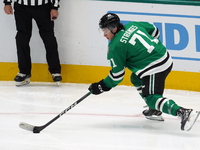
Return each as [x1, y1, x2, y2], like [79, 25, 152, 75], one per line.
[88, 79, 111, 95]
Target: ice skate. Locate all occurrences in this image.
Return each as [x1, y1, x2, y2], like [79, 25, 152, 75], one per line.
[143, 107, 164, 121]
[14, 73, 31, 87]
[177, 107, 200, 131]
[52, 73, 62, 86]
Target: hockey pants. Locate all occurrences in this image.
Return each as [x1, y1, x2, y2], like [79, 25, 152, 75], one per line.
[130, 66, 180, 116]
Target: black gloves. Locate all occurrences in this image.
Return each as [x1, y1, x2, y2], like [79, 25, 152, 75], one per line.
[88, 79, 111, 95]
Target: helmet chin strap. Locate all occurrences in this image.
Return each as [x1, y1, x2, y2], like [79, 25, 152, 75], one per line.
[110, 28, 117, 35]
[111, 30, 116, 35]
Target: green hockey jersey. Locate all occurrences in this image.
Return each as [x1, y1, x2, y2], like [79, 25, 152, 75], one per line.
[103, 21, 173, 88]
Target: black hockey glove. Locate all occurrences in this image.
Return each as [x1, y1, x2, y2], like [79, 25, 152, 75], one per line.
[88, 79, 111, 95]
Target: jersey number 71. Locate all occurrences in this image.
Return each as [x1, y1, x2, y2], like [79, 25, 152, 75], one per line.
[129, 30, 159, 53]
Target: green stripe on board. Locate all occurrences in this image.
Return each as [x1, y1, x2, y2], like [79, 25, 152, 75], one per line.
[91, 0, 200, 6]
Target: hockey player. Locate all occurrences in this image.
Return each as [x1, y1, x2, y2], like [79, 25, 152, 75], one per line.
[88, 13, 200, 131]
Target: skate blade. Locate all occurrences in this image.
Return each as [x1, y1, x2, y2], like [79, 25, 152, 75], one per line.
[184, 111, 200, 131]
[56, 82, 60, 86]
[16, 78, 30, 87]
[145, 115, 164, 121]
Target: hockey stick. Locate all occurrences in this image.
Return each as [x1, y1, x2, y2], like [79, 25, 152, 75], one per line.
[19, 91, 92, 133]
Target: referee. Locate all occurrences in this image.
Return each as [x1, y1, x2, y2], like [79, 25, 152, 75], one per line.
[3, 0, 62, 86]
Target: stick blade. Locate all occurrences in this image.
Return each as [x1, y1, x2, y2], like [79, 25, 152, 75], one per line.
[19, 122, 35, 132]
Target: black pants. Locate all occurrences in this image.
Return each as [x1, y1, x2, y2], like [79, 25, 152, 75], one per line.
[131, 63, 173, 97]
[14, 2, 61, 75]
[142, 64, 173, 97]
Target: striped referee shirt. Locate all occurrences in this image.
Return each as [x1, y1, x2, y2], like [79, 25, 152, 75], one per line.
[3, 0, 60, 9]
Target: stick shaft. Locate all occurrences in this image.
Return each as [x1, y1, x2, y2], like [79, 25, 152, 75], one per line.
[33, 91, 92, 132]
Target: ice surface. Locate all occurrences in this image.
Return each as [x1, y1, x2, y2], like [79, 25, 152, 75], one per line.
[0, 81, 199, 150]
